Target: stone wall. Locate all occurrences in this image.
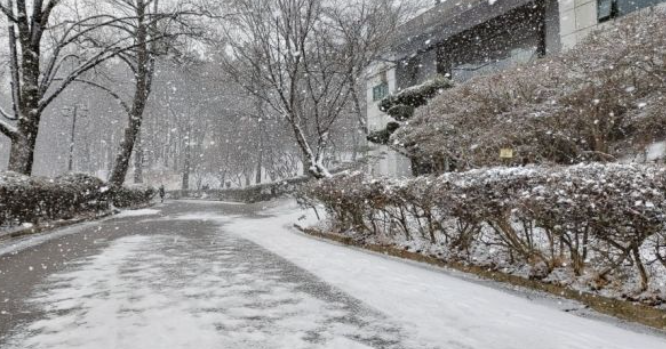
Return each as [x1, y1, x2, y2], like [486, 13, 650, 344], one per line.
[169, 176, 311, 203]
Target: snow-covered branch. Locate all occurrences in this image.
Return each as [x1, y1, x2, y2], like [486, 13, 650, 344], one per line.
[0, 118, 18, 139]
[0, 105, 17, 121]
[53, 78, 132, 115]
[0, 2, 17, 23]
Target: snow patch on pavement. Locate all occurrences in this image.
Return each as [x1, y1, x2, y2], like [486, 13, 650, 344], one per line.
[169, 212, 237, 223]
[3, 226, 415, 349]
[177, 199, 246, 206]
[0, 223, 94, 257]
[113, 208, 161, 218]
[4, 235, 227, 349]
[226, 200, 666, 349]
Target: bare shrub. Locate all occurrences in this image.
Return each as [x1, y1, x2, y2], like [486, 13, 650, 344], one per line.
[303, 163, 666, 300]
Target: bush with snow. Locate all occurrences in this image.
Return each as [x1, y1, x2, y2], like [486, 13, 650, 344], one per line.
[379, 75, 454, 113]
[0, 172, 156, 228]
[110, 184, 156, 208]
[302, 163, 666, 304]
[368, 75, 454, 146]
[394, 10, 666, 173]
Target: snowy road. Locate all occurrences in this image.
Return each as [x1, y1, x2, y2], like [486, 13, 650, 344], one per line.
[1, 200, 666, 349]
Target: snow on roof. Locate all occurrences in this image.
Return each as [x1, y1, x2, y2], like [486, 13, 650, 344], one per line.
[385, 0, 535, 61]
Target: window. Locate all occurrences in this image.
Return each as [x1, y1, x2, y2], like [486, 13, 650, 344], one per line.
[598, 0, 617, 22]
[598, 0, 664, 22]
[372, 82, 389, 102]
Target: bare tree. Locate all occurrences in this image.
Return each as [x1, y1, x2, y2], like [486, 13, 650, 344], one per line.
[0, 0, 173, 174]
[327, 0, 405, 134]
[218, 0, 409, 179]
[106, 0, 208, 186]
[220, 0, 352, 179]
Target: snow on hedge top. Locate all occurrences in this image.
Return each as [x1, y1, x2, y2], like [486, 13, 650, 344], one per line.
[0, 171, 55, 189]
[379, 75, 454, 112]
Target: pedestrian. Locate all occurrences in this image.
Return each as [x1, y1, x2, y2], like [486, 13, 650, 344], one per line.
[159, 185, 166, 203]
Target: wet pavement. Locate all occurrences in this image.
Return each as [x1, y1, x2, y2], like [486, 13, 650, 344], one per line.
[0, 201, 428, 349]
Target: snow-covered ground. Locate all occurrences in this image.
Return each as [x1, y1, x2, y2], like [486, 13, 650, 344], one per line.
[228, 201, 666, 349]
[4, 232, 412, 349]
[2, 200, 666, 349]
[112, 208, 162, 218]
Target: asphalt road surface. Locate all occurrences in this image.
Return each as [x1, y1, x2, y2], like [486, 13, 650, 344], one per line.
[0, 201, 424, 349]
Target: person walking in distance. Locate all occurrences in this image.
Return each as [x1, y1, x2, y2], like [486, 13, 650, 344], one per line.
[159, 185, 166, 203]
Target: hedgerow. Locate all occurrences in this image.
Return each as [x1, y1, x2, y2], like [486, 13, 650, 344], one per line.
[0, 172, 155, 227]
[301, 163, 666, 304]
[111, 184, 156, 208]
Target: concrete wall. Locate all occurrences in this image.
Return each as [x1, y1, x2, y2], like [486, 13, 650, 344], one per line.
[559, 0, 599, 49]
[366, 146, 413, 178]
[365, 63, 413, 178]
[366, 63, 397, 133]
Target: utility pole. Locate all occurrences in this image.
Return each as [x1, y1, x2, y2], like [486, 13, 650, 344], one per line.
[68, 106, 78, 172]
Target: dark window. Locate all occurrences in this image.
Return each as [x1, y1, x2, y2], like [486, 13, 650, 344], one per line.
[372, 83, 389, 102]
[598, 0, 664, 22]
[435, 3, 544, 82]
[598, 0, 617, 21]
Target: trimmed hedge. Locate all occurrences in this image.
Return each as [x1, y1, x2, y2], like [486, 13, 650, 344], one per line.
[0, 172, 155, 227]
[301, 163, 666, 304]
[369, 75, 453, 148]
[111, 184, 156, 208]
[366, 122, 400, 145]
[379, 75, 453, 113]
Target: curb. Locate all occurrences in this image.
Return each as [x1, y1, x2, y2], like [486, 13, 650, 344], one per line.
[295, 225, 666, 331]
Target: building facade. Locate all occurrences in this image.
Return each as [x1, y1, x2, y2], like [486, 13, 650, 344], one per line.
[366, 0, 666, 177]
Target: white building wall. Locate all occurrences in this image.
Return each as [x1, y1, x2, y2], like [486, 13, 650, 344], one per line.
[559, 0, 600, 49]
[365, 63, 413, 178]
[560, 0, 666, 49]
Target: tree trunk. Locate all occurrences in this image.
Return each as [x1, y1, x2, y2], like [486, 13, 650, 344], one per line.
[255, 130, 263, 184]
[108, 2, 152, 186]
[110, 109, 146, 186]
[182, 138, 191, 191]
[349, 80, 368, 134]
[632, 245, 649, 292]
[255, 151, 263, 184]
[7, 17, 20, 119]
[134, 130, 144, 183]
[68, 106, 78, 172]
[7, 16, 42, 175]
[8, 82, 41, 174]
[7, 130, 37, 174]
[288, 117, 330, 179]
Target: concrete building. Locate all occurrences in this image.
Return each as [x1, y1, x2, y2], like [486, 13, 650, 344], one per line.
[366, 0, 666, 177]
